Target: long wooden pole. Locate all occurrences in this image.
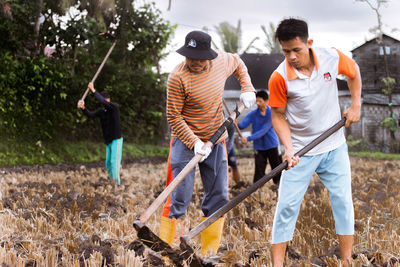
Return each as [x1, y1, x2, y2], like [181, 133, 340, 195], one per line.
[181, 118, 346, 242]
[80, 40, 117, 101]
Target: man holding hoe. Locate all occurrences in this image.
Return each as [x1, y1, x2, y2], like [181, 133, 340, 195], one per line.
[77, 82, 123, 185]
[160, 30, 256, 256]
[268, 18, 362, 266]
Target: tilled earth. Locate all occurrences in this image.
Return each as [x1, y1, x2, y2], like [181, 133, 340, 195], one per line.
[0, 156, 399, 266]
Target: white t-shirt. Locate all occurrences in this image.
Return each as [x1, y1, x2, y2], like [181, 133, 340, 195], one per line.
[268, 47, 356, 155]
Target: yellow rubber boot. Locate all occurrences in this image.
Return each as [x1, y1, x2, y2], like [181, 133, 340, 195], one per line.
[200, 217, 225, 256]
[159, 216, 176, 245]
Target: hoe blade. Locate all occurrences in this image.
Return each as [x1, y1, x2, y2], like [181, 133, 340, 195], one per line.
[134, 220, 209, 266]
[180, 236, 206, 267]
[133, 220, 171, 251]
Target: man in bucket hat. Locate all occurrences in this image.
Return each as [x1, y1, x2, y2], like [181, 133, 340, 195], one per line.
[159, 30, 256, 256]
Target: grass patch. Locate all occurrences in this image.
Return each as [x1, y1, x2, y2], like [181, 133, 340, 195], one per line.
[2, 138, 399, 168]
[349, 151, 400, 160]
[0, 139, 169, 167]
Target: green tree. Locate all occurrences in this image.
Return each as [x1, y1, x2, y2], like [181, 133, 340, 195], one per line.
[0, 0, 116, 56]
[0, 1, 175, 143]
[77, 0, 116, 33]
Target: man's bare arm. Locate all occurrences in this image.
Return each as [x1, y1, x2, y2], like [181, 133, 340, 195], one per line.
[271, 107, 299, 168]
[343, 63, 362, 127]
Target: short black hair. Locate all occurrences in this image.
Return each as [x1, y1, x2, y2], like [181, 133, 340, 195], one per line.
[256, 90, 268, 101]
[100, 91, 110, 99]
[275, 18, 308, 43]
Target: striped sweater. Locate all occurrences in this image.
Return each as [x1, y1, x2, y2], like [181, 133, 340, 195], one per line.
[167, 50, 255, 149]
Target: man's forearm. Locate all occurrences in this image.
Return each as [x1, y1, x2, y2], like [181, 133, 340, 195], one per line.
[94, 92, 112, 108]
[271, 109, 293, 152]
[343, 64, 362, 126]
[232, 54, 255, 93]
[83, 108, 96, 117]
[347, 64, 362, 108]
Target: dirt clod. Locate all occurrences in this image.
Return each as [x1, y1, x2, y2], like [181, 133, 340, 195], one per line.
[286, 246, 305, 260]
[310, 257, 326, 267]
[127, 239, 145, 257]
[248, 250, 260, 263]
[326, 243, 341, 258]
[368, 191, 387, 203]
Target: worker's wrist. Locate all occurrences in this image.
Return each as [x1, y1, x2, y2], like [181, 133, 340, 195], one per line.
[285, 146, 294, 154]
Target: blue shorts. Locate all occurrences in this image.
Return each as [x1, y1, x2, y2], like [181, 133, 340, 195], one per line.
[271, 143, 354, 244]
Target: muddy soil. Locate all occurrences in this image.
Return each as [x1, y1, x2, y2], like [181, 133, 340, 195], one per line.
[0, 157, 399, 266]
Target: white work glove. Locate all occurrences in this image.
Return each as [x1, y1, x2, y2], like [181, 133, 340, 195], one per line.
[240, 91, 256, 109]
[194, 140, 212, 162]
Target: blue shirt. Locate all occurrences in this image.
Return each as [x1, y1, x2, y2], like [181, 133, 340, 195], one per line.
[238, 106, 279, 151]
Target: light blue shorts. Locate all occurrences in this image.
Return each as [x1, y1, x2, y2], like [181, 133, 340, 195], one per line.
[271, 143, 354, 244]
[106, 137, 123, 185]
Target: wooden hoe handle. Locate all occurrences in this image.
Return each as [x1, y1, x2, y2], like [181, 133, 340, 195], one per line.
[138, 103, 246, 224]
[80, 40, 117, 101]
[182, 117, 347, 241]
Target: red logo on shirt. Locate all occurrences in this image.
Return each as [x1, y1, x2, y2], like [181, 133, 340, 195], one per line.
[323, 72, 332, 82]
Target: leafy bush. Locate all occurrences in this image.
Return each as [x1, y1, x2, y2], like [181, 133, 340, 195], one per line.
[0, 52, 73, 140]
[0, 1, 174, 144]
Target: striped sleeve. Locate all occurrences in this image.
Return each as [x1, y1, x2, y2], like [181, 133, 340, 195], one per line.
[334, 48, 356, 79]
[166, 73, 199, 149]
[226, 53, 255, 93]
[268, 71, 287, 107]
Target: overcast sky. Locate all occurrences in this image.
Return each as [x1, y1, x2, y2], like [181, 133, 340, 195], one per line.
[149, 0, 400, 73]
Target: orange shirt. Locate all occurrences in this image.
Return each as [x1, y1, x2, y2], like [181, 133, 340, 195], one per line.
[167, 51, 255, 149]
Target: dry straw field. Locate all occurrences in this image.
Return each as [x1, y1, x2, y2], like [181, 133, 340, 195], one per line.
[0, 156, 399, 266]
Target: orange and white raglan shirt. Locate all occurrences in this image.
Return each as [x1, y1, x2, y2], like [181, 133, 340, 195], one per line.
[268, 47, 356, 155]
[167, 50, 255, 149]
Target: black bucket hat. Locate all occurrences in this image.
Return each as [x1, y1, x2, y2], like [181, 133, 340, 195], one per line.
[176, 31, 218, 60]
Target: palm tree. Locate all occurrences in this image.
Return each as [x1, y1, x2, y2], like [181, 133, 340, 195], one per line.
[261, 22, 281, 54]
[214, 19, 259, 54]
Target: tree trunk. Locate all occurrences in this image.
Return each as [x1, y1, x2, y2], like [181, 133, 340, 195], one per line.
[33, 0, 43, 56]
[71, 43, 77, 76]
[119, 0, 130, 65]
